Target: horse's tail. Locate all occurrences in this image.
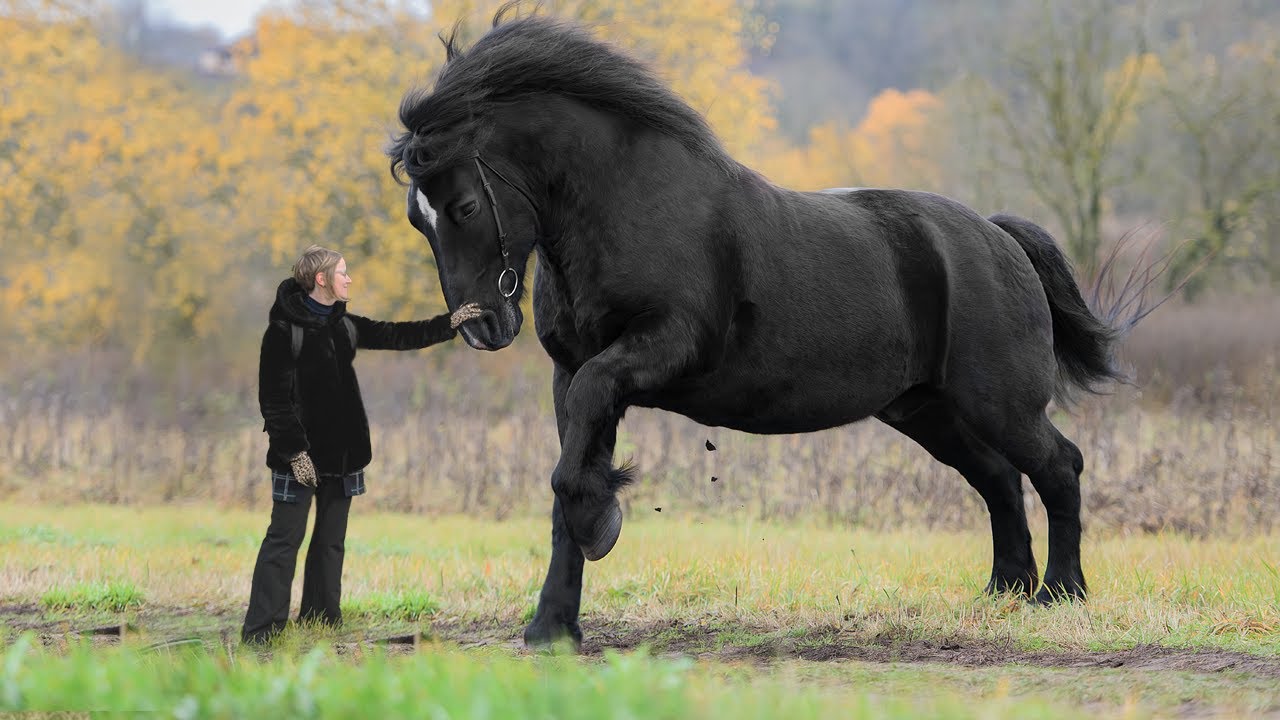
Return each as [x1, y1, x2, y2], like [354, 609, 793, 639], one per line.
[988, 213, 1126, 405]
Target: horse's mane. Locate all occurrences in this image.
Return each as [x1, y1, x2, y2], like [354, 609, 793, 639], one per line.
[388, 5, 734, 183]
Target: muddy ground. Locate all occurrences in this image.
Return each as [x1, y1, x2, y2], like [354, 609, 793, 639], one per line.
[4, 603, 1278, 681]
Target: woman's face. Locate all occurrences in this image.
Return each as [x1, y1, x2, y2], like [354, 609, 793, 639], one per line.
[317, 258, 351, 302]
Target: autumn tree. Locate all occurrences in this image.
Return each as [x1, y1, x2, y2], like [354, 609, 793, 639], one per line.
[1, 0, 789, 376]
[964, 1, 1154, 274]
[1148, 25, 1280, 294]
[1, 0, 233, 362]
[756, 88, 941, 191]
[219, 2, 446, 320]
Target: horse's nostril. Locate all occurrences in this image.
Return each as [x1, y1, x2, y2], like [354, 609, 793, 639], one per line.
[479, 309, 501, 339]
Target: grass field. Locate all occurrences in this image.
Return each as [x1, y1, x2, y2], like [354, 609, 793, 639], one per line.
[3, 503, 1279, 718]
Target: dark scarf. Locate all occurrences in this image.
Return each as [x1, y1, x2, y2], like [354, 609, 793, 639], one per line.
[302, 294, 335, 317]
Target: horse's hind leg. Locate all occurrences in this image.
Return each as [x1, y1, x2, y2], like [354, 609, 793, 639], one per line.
[880, 393, 1038, 596]
[1020, 419, 1086, 603]
[964, 406, 1087, 603]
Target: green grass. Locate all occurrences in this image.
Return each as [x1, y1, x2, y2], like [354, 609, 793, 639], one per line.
[5, 632, 1280, 719]
[3, 503, 1280, 718]
[2, 503, 1278, 655]
[0, 634, 1106, 719]
[40, 582, 144, 613]
[343, 589, 440, 622]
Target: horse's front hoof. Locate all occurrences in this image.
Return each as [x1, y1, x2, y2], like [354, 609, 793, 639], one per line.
[563, 496, 623, 561]
[581, 500, 622, 561]
[523, 615, 582, 653]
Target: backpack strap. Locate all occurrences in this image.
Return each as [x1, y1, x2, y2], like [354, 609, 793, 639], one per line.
[288, 324, 303, 406]
[277, 318, 353, 359]
[268, 319, 303, 409]
[341, 315, 357, 350]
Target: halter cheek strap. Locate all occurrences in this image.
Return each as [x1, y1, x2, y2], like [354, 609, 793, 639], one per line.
[471, 153, 537, 299]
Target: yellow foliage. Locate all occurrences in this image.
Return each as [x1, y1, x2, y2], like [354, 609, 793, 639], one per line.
[758, 88, 942, 191]
[0, 0, 940, 365]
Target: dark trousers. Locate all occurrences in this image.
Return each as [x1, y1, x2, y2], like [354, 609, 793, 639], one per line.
[241, 478, 351, 643]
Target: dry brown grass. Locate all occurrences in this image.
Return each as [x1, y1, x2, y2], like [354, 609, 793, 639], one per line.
[1119, 295, 1280, 407]
[1, 296, 1275, 536]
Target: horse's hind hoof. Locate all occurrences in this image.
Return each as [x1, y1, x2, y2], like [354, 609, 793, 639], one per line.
[1031, 579, 1087, 605]
[984, 572, 1038, 600]
[578, 500, 623, 561]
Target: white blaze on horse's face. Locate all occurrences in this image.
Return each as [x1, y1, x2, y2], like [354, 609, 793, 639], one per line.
[415, 189, 438, 231]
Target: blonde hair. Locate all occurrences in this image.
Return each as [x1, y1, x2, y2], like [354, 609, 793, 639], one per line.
[292, 244, 343, 293]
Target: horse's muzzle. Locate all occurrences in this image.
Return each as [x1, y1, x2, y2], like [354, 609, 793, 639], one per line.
[459, 307, 515, 351]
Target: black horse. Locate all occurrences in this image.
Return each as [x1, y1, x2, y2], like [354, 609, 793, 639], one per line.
[388, 11, 1129, 648]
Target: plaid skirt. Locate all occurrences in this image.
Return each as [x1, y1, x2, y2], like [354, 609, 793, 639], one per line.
[270, 469, 366, 503]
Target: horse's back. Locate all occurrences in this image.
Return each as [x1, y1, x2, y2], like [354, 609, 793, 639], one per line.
[655, 187, 951, 430]
[637, 183, 1055, 433]
[811, 187, 1047, 312]
[825, 187, 1057, 411]
[732, 186, 1052, 422]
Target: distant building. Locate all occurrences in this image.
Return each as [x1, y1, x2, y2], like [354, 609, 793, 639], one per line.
[197, 46, 237, 76]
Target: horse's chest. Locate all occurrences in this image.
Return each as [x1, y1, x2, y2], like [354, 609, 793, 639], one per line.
[533, 281, 631, 370]
[537, 326, 587, 371]
[535, 311, 623, 371]
[533, 297, 613, 369]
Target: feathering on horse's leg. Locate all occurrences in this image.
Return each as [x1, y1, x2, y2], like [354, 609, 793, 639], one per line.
[552, 319, 702, 561]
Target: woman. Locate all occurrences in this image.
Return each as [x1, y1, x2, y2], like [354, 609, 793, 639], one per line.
[241, 244, 479, 644]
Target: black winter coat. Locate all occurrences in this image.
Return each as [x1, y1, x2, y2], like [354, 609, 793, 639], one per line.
[260, 278, 456, 475]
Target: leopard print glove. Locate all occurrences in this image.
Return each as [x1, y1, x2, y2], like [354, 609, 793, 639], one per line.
[450, 302, 484, 329]
[290, 451, 317, 487]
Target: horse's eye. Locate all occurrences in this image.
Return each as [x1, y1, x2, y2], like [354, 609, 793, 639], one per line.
[460, 199, 479, 219]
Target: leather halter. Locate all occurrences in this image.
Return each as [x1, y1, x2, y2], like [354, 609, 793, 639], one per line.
[471, 153, 536, 299]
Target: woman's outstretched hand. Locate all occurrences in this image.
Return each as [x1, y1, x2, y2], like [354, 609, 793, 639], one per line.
[450, 302, 483, 329]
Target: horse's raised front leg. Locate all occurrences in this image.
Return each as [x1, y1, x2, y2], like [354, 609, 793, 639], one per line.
[554, 316, 700, 561]
[525, 364, 585, 648]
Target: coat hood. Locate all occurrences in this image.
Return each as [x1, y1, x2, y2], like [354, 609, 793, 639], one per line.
[269, 278, 349, 328]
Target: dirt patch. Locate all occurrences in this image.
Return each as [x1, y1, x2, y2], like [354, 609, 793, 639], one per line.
[0, 603, 43, 623]
[790, 636, 1280, 677]
[428, 617, 1280, 679]
[6, 605, 1279, 679]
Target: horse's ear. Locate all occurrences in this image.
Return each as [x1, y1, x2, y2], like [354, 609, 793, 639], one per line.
[439, 19, 465, 62]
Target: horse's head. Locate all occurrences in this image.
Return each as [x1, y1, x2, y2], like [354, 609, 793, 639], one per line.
[399, 148, 538, 351]
[392, 9, 721, 351]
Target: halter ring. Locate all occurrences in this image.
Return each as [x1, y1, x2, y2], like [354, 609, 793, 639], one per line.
[498, 267, 519, 298]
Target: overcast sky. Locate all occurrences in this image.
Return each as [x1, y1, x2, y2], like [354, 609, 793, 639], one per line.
[147, 0, 274, 38]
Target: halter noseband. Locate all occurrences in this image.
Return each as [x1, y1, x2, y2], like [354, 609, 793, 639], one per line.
[471, 153, 536, 299]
